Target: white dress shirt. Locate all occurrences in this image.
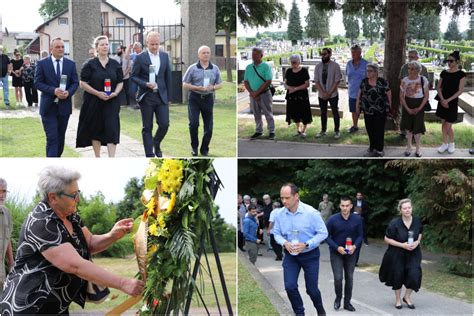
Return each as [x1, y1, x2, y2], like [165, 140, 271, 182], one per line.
[51, 55, 64, 76]
[148, 49, 160, 75]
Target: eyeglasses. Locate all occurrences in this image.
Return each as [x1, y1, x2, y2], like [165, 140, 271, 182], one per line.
[366, 69, 375, 72]
[447, 59, 455, 63]
[59, 190, 81, 200]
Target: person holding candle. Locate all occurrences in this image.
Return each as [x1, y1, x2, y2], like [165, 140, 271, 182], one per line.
[325, 196, 363, 312]
[182, 46, 222, 156]
[131, 31, 172, 157]
[273, 183, 328, 316]
[35, 37, 79, 157]
[379, 198, 423, 310]
[76, 35, 123, 157]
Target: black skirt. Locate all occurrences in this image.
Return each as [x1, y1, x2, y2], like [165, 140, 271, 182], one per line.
[379, 245, 422, 291]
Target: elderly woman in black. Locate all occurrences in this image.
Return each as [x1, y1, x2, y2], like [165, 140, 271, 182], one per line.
[379, 198, 423, 310]
[355, 63, 392, 157]
[0, 166, 143, 315]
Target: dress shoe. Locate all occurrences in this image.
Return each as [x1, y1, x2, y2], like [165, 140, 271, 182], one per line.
[333, 299, 341, 310]
[275, 257, 282, 261]
[344, 303, 356, 312]
[403, 297, 415, 309]
[155, 151, 163, 158]
[395, 304, 402, 309]
[200, 150, 209, 157]
[191, 149, 198, 157]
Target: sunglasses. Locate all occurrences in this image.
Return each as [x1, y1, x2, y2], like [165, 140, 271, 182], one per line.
[447, 59, 455, 63]
[59, 190, 81, 200]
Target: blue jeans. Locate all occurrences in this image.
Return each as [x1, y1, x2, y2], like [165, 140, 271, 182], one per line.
[329, 250, 357, 304]
[283, 248, 326, 315]
[188, 92, 213, 153]
[1, 76, 9, 105]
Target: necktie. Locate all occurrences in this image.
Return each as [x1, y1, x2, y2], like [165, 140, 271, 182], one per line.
[56, 59, 61, 80]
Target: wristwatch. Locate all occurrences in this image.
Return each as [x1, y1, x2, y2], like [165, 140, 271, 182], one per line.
[305, 242, 309, 249]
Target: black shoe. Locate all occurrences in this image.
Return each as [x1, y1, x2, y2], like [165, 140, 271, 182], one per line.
[250, 132, 263, 139]
[344, 303, 356, 312]
[268, 133, 275, 140]
[191, 149, 198, 157]
[275, 257, 282, 261]
[402, 297, 415, 309]
[334, 299, 341, 310]
[395, 304, 402, 309]
[155, 151, 163, 158]
[200, 150, 209, 157]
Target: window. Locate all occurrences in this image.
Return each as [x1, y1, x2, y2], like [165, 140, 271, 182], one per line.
[58, 18, 68, 25]
[64, 41, 70, 55]
[116, 18, 125, 26]
[215, 44, 224, 57]
[109, 41, 122, 54]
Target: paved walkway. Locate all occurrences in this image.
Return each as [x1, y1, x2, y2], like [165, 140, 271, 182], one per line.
[238, 139, 473, 158]
[240, 239, 473, 315]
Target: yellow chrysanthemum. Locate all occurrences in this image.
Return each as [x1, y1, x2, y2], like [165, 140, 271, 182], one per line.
[148, 223, 158, 236]
[158, 215, 166, 229]
[157, 159, 184, 194]
[145, 196, 156, 217]
[166, 193, 176, 214]
[147, 244, 158, 258]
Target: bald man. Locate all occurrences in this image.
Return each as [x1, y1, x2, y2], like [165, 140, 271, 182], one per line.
[131, 31, 172, 157]
[182, 46, 222, 156]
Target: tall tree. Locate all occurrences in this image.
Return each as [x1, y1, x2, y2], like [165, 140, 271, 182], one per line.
[407, 11, 440, 47]
[216, 0, 236, 82]
[116, 177, 145, 220]
[287, 0, 303, 46]
[444, 20, 463, 42]
[38, 0, 68, 21]
[342, 11, 360, 44]
[238, 0, 287, 28]
[361, 11, 383, 45]
[305, 3, 330, 43]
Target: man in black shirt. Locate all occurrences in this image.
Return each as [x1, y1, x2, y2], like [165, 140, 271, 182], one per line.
[0, 46, 12, 107]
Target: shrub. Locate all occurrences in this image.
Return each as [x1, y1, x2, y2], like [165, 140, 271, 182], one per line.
[440, 257, 472, 278]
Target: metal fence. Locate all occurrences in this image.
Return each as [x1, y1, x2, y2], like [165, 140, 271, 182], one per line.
[101, 18, 184, 102]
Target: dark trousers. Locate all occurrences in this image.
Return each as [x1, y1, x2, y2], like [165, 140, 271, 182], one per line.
[246, 241, 258, 264]
[330, 250, 357, 304]
[188, 92, 213, 154]
[139, 92, 169, 157]
[41, 113, 69, 157]
[23, 81, 38, 106]
[318, 96, 340, 132]
[270, 234, 283, 260]
[364, 113, 386, 152]
[283, 248, 326, 316]
[238, 231, 245, 250]
[121, 78, 130, 105]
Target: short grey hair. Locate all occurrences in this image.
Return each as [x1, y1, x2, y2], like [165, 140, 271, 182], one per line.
[252, 47, 263, 55]
[133, 42, 142, 48]
[40, 50, 49, 58]
[198, 45, 211, 54]
[289, 54, 301, 63]
[263, 194, 271, 200]
[408, 49, 419, 56]
[243, 195, 250, 201]
[272, 201, 281, 208]
[38, 166, 81, 200]
[407, 60, 421, 73]
[23, 55, 31, 61]
[0, 178, 7, 188]
[367, 62, 379, 72]
[50, 37, 64, 46]
[397, 198, 412, 212]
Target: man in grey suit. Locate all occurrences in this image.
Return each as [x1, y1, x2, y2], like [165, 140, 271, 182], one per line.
[131, 31, 172, 157]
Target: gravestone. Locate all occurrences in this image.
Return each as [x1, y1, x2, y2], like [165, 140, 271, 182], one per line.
[69, 0, 101, 109]
[181, 0, 216, 103]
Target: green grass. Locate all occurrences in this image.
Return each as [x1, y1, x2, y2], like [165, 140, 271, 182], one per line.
[70, 253, 236, 313]
[121, 80, 236, 157]
[0, 117, 80, 157]
[0, 88, 25, 108]
[238, 117, 473, 148]
[361, 264, 473, 304]
[238, 259, 279, 316]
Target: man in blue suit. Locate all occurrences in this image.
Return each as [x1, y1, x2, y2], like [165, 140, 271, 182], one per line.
[35, 37, 79, 157]
[131, 31, 171, 157]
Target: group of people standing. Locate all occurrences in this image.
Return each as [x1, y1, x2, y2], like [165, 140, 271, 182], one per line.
[0, 48, 39, 107]
[240, 184, 423, 315]
[2, 31, 222, 158]
[243, 45, 466, 156]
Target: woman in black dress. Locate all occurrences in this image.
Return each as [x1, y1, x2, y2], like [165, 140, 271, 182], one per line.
[379, 198, 423, 310]
[0, 166, 143, 314]
[284, 54, 312, 137]
[11, 51, 24, 106]
[77, 35, 123, 157]
[435, 51, 466, 154]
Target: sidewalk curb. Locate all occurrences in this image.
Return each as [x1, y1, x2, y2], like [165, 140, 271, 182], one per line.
[238, 250, 293, 316]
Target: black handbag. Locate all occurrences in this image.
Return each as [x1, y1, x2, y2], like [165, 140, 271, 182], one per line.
[421, 76, 431, 112]
[252, 65, 275, 96]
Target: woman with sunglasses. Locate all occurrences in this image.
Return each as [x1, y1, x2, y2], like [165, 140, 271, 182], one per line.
[435, 51, 466, 154]
[400, 61, 428, 157]
[356, 63, 392, 157]
[284, 54, 312, 137]
[11, 51, 24, 106]
[0, 166, 144, 314]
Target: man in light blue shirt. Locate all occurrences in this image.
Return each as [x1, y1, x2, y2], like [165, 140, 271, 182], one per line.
[273, 183, 328, 315]
[346, 45, 368, 134]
